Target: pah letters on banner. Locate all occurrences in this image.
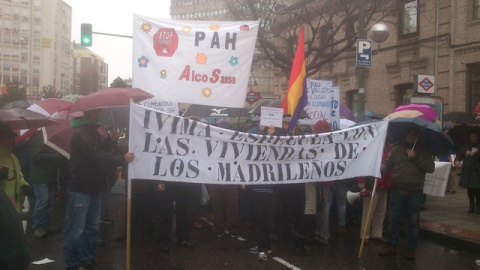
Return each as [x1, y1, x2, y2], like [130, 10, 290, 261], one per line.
[132, 15, 259, 108]
[128, 104, 388, 185]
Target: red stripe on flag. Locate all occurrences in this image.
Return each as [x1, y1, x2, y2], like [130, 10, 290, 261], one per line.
[282, 26, 307, 133]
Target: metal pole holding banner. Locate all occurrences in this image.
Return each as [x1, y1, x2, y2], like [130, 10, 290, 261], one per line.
[358, 178, 378, 258]
[126, 99, 134, 270]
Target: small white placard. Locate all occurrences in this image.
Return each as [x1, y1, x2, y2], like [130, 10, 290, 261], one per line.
[260, 107, 284, 128]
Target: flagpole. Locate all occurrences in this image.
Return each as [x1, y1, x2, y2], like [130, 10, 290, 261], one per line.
[358, 178, 378, 258]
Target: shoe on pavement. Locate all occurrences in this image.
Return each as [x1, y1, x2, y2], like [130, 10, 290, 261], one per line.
[249, 246, 259, 254]
[295, 246, 313, 256]
[99, 218, 114, 225]
[371, 237, 387, 243]
[379, 245, 397, 256]
[178, 240, 194, 249]
[257, 252, 268, 261]
[81, 260, 103, 270]
[34, 227, 47, 239]
[405, 249, 416, 260]
[475, 259, 480, 266]
[315, 235, 329, 245]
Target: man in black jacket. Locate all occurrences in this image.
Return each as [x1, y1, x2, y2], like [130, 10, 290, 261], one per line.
[65, 109, 134, 270]
[378, 127, 435, 260]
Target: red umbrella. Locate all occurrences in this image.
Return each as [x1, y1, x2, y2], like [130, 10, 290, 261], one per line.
[393, 104, 437, 122]
[27, 98, 73, 116]
[16, 99, 74, 143]
[0, 108, 58, 130]
[69, 88, 153, 112]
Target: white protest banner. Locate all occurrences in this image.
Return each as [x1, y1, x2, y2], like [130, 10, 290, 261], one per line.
[132, 15, 259, 108]
[260, 107, 283, 128]
[423, 162, 451, 197]
[299, 79, 340, 128]
[140, 98, 179, 116]
[128, 104, 388, 185]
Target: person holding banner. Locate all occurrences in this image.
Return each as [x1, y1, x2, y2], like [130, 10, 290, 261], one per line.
[65, 109, 135, 270]
[455, 130, 480, 213]
[357, 137, 393, 244]
[379, 127, 435, 260]
[208, 120, 241, 239]
[156, 181, 195, 252]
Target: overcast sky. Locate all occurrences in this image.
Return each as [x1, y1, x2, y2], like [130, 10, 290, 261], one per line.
[64, 0, 171, 84]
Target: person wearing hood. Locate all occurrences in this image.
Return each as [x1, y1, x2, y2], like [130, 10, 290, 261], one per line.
[0, 121, 29, 213]
[379, 127, 435, 260]
[65, 109, 135, 270]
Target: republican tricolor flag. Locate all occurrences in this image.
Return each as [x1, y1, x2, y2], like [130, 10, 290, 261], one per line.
[282, 26, 307, 133]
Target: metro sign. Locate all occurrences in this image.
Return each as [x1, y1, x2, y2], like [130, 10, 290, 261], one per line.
[415, 74, 435, 94]
[419, 78, 434, 91]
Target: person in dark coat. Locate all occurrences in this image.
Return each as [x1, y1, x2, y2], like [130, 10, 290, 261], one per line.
[65, 109, 135, 270]
[455, 130, 480, 213]
[29, 131, 66, 239]
[0, 188, 30, 270]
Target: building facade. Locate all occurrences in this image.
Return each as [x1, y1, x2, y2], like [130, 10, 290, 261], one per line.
[0, 0, 73, 97]
[314, 0, 480, 117]
[72, 43, 108, 95]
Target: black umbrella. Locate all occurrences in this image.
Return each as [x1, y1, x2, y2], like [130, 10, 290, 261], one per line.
[443, 112, 474, 124]
[446, 124, 480, 153]
[183, 104, 248, 118]
[387, 117, 453, 155]
[2, 100, 35, 109]
[248, 99, 309, 118]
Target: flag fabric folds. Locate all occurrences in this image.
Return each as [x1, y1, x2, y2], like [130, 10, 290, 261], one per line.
[282, 26, 308, 133]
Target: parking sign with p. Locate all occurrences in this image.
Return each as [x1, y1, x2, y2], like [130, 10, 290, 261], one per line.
[356, 39, 372, 67]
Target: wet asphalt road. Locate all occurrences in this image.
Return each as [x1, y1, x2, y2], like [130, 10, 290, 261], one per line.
[24, 193, 480, 270]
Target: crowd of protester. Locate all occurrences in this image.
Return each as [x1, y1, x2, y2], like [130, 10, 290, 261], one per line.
[2, 113, 473, 269]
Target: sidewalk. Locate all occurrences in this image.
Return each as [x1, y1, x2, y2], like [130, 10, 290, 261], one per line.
[420, 187, 480, 246]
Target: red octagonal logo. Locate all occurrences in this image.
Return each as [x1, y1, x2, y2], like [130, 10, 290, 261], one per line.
[153, 28, 178, 57]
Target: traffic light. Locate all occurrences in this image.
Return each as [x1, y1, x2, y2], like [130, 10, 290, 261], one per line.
[80, 23, 92, 47]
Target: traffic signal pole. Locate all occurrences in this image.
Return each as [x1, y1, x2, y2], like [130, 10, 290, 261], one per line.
[92, 31, 132, 39]
[80, 23, 132, 47]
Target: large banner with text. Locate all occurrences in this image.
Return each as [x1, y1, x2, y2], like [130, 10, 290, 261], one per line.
[132, 15, 259, 108]
[128, 104, 388, 184]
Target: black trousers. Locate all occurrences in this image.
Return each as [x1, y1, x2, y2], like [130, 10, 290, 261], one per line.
[252, 192, 272, 252]
[157, 182, 190, 244]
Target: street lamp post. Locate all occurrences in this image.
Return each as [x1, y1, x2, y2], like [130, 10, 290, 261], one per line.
[356, 0, 389, 121]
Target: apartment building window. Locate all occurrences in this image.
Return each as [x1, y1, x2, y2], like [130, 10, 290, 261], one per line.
[32, 77, 40, 86]
[468, 63, 480, 114]
[399, 1, 418, 39]
[474, 0, 480, 20]
[395, 83, 413, 107]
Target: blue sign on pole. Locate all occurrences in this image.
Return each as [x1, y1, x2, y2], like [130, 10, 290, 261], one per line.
[356, 39, 371, 67]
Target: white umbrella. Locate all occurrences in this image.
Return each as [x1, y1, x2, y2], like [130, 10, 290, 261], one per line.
[339, 119, 356, 129]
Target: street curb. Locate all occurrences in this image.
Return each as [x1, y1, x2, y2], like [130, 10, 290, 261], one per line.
[420, 219, 480, 251]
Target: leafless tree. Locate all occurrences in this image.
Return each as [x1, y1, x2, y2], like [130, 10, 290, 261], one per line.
[226, 0, 398, 78]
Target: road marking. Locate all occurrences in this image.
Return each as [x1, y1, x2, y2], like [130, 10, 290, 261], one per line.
[272, 257, 302, 270]
[22, 197, 29, 233]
